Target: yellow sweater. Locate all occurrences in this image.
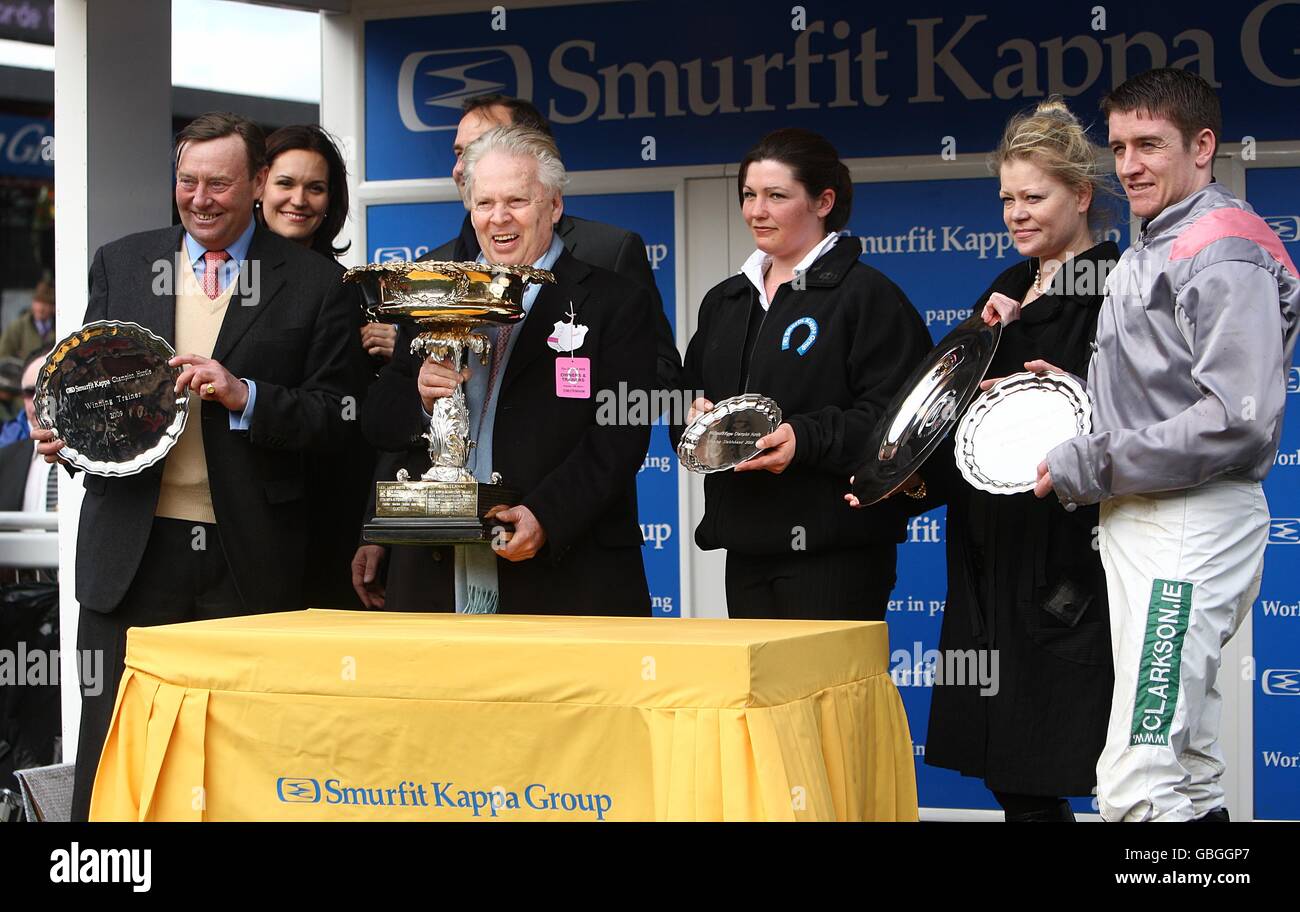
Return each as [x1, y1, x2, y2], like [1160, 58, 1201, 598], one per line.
[154, 253, 236, 524]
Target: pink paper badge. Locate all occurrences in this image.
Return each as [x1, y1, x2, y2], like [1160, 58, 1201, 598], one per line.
[555, 357, 591, 398]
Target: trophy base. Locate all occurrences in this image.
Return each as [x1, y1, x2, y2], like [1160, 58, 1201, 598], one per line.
[363, 479, 519, 546]
[363, 516, 507, 545]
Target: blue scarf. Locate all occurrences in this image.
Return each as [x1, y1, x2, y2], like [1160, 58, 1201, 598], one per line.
[454, 233, 565, 614]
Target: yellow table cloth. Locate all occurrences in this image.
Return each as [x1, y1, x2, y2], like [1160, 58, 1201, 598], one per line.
[91, 610, 917, 822]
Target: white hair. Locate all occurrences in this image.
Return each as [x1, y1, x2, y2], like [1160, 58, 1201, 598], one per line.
[461, 125, 568, 202]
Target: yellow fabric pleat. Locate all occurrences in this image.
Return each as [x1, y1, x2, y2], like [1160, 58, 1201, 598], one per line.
[138, 680, 185, 819]
[89, 669, 153, 821]
[150, 689, 208, 822]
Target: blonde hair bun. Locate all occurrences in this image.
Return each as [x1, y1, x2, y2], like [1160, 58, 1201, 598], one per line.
[1033, 96, 1077, 121]
[990, 95, 1115, 220]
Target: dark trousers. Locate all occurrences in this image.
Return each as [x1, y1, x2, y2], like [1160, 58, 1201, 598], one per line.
[724, 544, 897, 621]
[71, 518, 243, 822]
[993, 790, 1075, 822]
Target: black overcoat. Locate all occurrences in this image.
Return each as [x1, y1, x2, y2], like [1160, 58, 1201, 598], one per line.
[922, 241, 1119, 796]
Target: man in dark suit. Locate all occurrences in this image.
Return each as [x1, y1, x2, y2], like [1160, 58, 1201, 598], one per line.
[352, 95, 679, 607]
[359, 126, 655, 616]
[34, 112, 363, 820]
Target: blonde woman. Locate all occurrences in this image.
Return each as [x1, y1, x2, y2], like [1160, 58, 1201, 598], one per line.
[906, 98, 1119, 821]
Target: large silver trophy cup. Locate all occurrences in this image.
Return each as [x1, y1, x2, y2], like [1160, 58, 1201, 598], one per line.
[345, 260, 555, 544]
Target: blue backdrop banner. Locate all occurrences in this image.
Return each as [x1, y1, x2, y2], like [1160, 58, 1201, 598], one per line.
[365, 0, 1300, 180]
[1246, 167, 1300, 822]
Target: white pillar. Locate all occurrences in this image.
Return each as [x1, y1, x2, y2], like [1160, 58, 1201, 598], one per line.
[320, 9, 362, 268]
[53, 0, 172, 760]
[682, 176, 732, 617]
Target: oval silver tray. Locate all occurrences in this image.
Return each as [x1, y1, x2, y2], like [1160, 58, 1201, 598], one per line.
[676, 393, 782, 474]
[954, 371, 1091, 494]
[851, 315, 1001, 504]
[34, 320, 189, 477]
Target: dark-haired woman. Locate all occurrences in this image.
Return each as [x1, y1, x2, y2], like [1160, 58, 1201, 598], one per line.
[262, 125, 397, 363]
[676, 128, 931, 620]
[262, 126, 348, 255]
[259, 125, 375, 609]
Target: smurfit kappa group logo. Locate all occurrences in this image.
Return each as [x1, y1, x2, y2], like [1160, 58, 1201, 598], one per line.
[1287, 367, 1300, 395]
[1270, 519, 1300, 545]
[1262, 669, 1300, 696]
[277, 777, 322, 803]
[1264, 215, 1299, 244]
[371, 244, 432, 263]
[274, 776, 614, 819]
[398, 45, 532, 133]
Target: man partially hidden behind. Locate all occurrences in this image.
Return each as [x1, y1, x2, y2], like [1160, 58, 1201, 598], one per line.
[360, 126, 656, 615]
[1039, 69, 1300, 821]
[33, 112, 363, 821]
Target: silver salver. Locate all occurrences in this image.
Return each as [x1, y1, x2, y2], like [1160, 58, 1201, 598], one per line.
[34, 321, 189, 477]
[851, 315, 1001, 504]
[954, 371, 1092, 494]
[676, 393, 782, 474]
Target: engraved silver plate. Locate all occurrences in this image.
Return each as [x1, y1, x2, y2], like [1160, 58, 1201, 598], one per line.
[851, 315, 1001, 504]
[33, 321, 188, 477]
[376, 481, 478, 517]
[676, 393, 782, 474]
[954, 371, 1092, 494]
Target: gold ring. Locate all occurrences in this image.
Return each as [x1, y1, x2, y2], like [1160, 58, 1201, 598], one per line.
[205, 384, 216, 397]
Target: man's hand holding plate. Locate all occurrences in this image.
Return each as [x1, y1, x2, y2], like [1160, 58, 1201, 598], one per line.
[31, 427, 67, 466]
[171, 354, 248, 411]
[979, 358, 1067, 392]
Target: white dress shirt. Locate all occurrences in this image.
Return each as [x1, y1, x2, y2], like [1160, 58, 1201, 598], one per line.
[739, 231, 841, 311]
[22, 442, 55, 514]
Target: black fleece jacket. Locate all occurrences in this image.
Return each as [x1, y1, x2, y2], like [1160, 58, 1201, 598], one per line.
[676, 237, 932, 555]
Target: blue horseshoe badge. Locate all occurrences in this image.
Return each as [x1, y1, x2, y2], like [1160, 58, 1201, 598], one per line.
[781, 317, 819, 356]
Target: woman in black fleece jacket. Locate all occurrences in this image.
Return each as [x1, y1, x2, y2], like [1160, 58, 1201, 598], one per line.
[676, 129, 931, 620]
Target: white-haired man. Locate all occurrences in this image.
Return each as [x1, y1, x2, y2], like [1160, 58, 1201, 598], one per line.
[351, 95, 679, 609]
[360, 126, 656, 615]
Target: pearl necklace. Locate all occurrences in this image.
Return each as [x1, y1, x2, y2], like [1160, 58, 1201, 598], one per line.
[1031, 263, 1057, 295]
